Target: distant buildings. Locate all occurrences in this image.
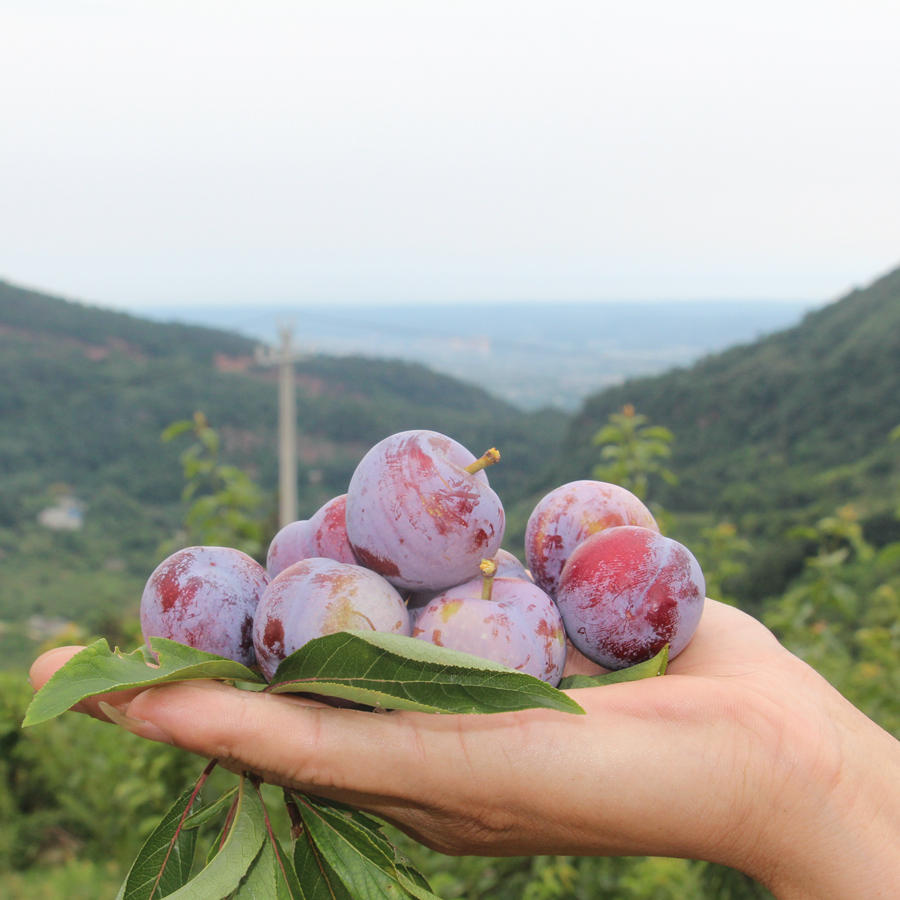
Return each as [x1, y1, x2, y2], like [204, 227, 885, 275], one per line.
[38, 494, 86, 531]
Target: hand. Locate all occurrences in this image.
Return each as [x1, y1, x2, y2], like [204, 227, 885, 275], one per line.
[29, 599, 900, 899]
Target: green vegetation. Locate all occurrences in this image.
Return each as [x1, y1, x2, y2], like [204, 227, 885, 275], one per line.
[2, 268, 899, 897]
[549, 266, 900, 610]
[159, 412, 268, 560]
[592, 403, 677, 501]
[0, 279, 568, 668]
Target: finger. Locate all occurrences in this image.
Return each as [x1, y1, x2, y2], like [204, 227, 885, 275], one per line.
[668, 599, 784, 675]
[29, 645, 85, 689]
[123, 679, 464, 798]
[561, 638, 609, 677]
[29, 645, 155, 722]
[117, 673, 754, 862]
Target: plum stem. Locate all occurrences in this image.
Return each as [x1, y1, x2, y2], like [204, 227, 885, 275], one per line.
[480, 557, 498, 600]
[465, 447, 501, 474]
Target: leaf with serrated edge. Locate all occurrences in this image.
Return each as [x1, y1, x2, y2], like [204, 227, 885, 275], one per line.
[299, 796, 397, 865]
[396, 863, 435, 897]
[161, 776, 267, 900]
[232, 834, 302, 899]
[558, 645, 669, 690]
[116, 787, 199, 900]
[303, 796, 435, 895]
[293, 828, 354, 900]
[183, 787, 238, 831]
[268, 631, 583, 716]
[305, 796, 387, 837]
[271, 833, 305, 900]
[24, 638, 264, 727]
[297, 795, 441, 900]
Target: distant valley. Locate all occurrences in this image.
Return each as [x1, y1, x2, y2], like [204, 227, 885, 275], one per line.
[145, 299, 818, 410]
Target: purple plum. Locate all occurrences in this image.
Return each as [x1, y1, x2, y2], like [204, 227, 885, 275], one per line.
[140, 546, 269, 666]
[555, 525, 705, 669]
[412, 559, 567, 685]
[266, 494, 356, 577]
[252, 557, 411, 681]
[525, 480, 659, 598]
[345, 430, 505, 592]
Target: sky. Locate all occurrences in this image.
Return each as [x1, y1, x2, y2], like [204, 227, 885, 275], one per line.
[2, 0, 899, 309]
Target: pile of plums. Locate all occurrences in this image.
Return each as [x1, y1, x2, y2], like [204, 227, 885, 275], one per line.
[140, 429, 705, 686]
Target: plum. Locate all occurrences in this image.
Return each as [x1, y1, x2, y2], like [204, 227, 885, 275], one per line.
[555, 525, 704, 669]
[266, 494, 356, 578]
[345, 429, 505, 591]
[252, 557, 411, 681]
[405, 548, 532, 611]
[525, 480, 659, 598]
[493, 548, 533, 582]
[412, 559, 567, 685]
[140, 546, 269, 666]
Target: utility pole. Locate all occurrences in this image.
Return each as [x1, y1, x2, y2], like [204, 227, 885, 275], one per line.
[256, 324, 301, 527]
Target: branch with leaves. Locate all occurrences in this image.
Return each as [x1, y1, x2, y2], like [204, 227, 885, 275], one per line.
[592, 404, 677, 502]
[160, 413, 268, 561]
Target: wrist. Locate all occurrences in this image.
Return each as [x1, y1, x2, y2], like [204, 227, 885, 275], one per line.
[740, 662, 900, 898]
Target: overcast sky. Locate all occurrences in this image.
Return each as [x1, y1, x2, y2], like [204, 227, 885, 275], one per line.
[2, 1, 898, 309]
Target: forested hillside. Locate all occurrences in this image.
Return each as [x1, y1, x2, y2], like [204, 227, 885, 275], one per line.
[0, 279, 565, 507]
[557, 266, 900, 520]
[0, 280, 567, 666]
[512, 266, 900, 602]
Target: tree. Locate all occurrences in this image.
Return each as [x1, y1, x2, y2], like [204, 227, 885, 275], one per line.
[591, 405, 677, 502]
[160, 412, 269, 560]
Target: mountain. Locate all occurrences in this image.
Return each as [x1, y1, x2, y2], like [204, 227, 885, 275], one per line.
[0, 279, 566, 506]
[0, 279, 568, 666]
[528, 264, 900, 603]
[3, 266, 897, 660]
[144, 298, 816, 410]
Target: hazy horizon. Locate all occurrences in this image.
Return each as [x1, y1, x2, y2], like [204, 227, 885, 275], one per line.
[136, 296, 818, 410]
[1, 271, 829, 313]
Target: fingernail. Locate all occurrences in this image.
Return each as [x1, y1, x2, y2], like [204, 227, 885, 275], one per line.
[98, 700, 174, 744]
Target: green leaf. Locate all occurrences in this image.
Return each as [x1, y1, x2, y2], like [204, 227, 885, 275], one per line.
[164, 777, 267, 900]
[304, 797, 401, 866]
[206, 818, 231, 867]
[232, 833, 303, 899]
[24, 638, 265, 727]
[183, 788, 239, 832]
[293, 833, 353, 900]
[558, 645, 669, 690]
[296, 795, 440, 900]
[295, 797, 436, 895]
[267, 631, 584, 716]
[116, 786, 199, 900]
[161, 419, 196, 442]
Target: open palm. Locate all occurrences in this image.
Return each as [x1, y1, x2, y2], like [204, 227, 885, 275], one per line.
[29, 599, 900, 898]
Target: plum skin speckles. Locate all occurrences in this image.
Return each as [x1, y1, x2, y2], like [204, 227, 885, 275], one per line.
[252, 557, 411, 681]
[525, 480, 659, 599]
[140, 546, 269, 666]
[555, 525, 705, 670]
[345, 430, 505, 591]
[412, 575, 567, 685]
